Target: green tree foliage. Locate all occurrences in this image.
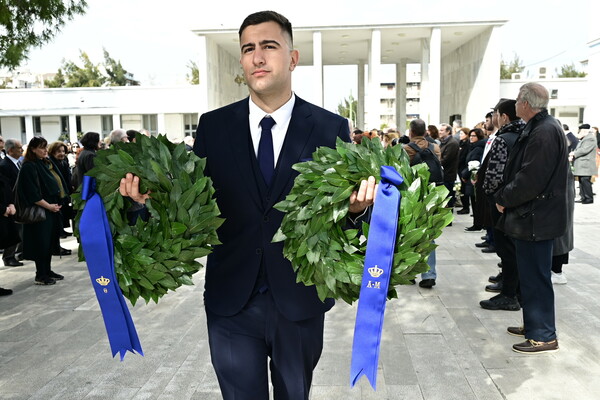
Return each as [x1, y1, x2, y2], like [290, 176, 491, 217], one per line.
[104, 48, 139, 86]
[44, 49, 138, 87]
[45, 68, 66, 88]
[500, 54, 525, 79]
[557, 63, 587, 78]
[0, 0, 88, 69]
[187, 60, 199, 85]
[337, 94, 357, 127]
[63, 51, 105, 87]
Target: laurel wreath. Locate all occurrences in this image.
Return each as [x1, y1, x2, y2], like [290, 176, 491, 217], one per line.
[272, 138, 453, 304]
[73, 134, 223, 305]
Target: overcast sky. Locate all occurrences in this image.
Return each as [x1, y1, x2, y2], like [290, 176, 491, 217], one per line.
[20, 0, 594, 112]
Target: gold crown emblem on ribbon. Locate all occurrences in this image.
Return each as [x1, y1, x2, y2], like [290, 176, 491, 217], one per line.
[368, 265, 384, 278]
[96, 276, 110, 286]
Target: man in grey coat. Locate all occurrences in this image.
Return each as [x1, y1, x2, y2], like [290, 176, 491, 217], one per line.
[570, 124, 596, 204]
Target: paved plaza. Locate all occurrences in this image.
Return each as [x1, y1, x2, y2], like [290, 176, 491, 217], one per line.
[1, 200, 599, 400]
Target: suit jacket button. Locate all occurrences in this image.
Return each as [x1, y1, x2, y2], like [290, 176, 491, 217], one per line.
[256, 248, 262, 254]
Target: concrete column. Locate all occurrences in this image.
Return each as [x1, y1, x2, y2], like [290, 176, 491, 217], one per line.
[367, 29, 382, 130]
[396, 60, 407, 132]
[198, 35, 210, 113]
[313, 31, 324, 107]
[24, 115, 34, 143]
[68, 114, 77, 144]
[429, 28, 442, 125]
[112, 114, 121, 129]
[157, 113, 166, 135]
[420, 38, 430, 124]
[357, 60, 365, 131]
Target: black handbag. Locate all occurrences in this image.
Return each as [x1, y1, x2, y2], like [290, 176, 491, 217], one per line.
[13, 172, 47, 224]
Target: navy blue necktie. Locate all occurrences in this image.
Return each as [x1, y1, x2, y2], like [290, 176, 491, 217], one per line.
[258, 116, 276, 186]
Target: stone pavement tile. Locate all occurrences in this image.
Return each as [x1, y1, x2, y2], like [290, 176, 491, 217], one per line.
[405, 334, 477, 400]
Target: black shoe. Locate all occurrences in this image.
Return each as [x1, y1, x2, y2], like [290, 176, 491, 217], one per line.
[457, 208, 470, 215]
[34, 277, 56, 285]
[475, 241, 490, 248]
[409, 279, 416, 285]
[481, 235, 488, 240]
[481, 246, 496, 253]
[464, 226, 483, 232]
[53, 247, 72, 256]
[0, 287, 13, 296]
[489, 272, 503, 283]
[582, 200, 594, 204]
[479, 294, 520, 311]
[60, 230, 73, 238]
[3, 258, 24, 267]
[485, 282, 503, 292]
[507, 326, 525, 337]
[15, 253, 24, 261]
[48, 271, 64, 281]
[419, 279, 436, 288]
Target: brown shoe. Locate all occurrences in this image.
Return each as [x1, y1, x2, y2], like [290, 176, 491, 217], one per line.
[507, 326, 525, 337]
[512, 339, 559, 354]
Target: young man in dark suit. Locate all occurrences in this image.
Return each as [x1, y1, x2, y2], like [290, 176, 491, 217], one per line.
[121, 11, 375, 400]
[0, 138, 24, 266]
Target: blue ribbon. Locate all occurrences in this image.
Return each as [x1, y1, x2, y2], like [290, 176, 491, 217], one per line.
[79, 176, 143, 360]
[350, 166, 403, 389]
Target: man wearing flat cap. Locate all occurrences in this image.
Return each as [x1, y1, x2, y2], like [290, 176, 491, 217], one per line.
[570, 124, 596, 204]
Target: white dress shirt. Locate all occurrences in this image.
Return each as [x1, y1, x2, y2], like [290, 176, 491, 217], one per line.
[248, 94, 295, 168]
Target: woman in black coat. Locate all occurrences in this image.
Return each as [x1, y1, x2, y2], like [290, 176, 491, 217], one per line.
[17, 136, 67, 285]
[461, 128, 485, 230]
[457, 128, 471, 214]
[73, 131, 100, 188]
[49, 141, 74, 237]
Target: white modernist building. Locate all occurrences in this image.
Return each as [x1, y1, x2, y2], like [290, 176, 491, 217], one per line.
[2, 18, 599, 143]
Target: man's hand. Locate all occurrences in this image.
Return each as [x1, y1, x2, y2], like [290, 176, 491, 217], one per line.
[6, 204, 16, 216]
[496, 203, 505, 213]
[119, 173, 151, 204]
[349, 176, 378, 214]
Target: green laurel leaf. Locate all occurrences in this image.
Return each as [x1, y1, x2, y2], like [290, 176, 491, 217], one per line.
[272, 137, 452, 304]
[73, 134, 223, 305]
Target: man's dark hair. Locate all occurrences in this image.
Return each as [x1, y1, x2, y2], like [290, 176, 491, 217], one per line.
[239, 11, 293, 46]
[126, 130, 139, 142]
[80, 131, 100, 151]
[409, 119, 426, 137]
[24, 136, 48, 162]
[470, 128, 485, 140]
[562, 123, 569, 131]
[485, 112, 493, 119]
[496, 99, 519, 121]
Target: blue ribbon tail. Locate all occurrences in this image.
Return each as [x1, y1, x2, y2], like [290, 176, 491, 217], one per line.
[80, 176, 143, 360]
[350, 166, 403, 390]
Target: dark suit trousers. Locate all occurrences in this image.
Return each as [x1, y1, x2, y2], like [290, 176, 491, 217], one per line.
[578, 176, 593, 202]
[2, 223, 23, 263]
[514, 238, 556, 342]
[488, 195, 518, 298]
[206, 291, 325, 400]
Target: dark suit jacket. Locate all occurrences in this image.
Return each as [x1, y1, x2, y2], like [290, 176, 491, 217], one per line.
[0, 157, 19, 202]
[193, 96, 350, 322]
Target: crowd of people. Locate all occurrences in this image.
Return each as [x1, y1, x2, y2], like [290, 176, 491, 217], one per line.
[0, 128, 180, 295]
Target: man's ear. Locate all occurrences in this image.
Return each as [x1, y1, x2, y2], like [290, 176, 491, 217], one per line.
[289, 49, 299, 71]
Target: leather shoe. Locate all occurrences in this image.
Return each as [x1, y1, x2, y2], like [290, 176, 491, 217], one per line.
[481, 246, 496, 253]
[464, 225, 483, 232]
[507, 326, 525, 337]
[512, 339, 559, 354]
[475, 241, 490, 248]
[0, 287, 13, 296]
[49, 271, 64, 281]
[488, 272, 502, 283]
[479, 294, 520, 311]
[419, 279, 436, 288]
[53, 247, 72, 256]
[456, 208, 470, 215]
[3, 259, 24, 267]
[485, 282, 502, 292]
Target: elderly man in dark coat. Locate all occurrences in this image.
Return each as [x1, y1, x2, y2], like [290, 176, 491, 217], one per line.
[495, 82, 569, 354]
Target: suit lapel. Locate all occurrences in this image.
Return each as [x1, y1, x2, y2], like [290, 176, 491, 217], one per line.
[227, 98, 265, 210]
[268, 97, 315, 209]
